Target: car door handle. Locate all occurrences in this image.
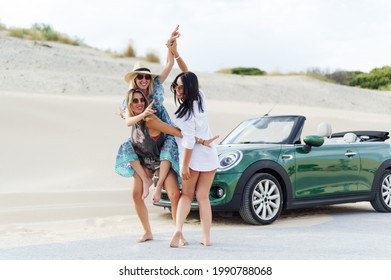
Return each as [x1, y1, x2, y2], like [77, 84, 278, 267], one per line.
[345, 151, 357, 157]
[281, 155, 293, 160]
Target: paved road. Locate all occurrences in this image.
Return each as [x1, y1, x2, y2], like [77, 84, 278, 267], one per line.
[1, 202, 390, 260]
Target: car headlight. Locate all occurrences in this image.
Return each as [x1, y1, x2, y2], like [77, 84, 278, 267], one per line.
[218, 151, 243, 171]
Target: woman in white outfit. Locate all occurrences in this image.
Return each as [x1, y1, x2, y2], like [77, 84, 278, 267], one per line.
[169, 71, 219, 247]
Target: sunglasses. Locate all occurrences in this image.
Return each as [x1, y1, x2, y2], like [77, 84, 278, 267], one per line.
[171, 83, 184, 92]
[136, 74, 152, 80]
[132, 97, 146, 104]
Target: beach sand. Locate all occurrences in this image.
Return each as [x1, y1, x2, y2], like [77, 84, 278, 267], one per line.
[1, 33, 391, 249]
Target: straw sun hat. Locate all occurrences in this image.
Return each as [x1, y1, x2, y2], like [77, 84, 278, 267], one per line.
[124, 61, 159, 83]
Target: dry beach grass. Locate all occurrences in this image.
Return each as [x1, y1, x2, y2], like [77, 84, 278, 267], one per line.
[1, 31, 391, 249]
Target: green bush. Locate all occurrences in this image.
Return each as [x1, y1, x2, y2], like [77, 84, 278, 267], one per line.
[325, 70, 363, 85]
[306, 67, 332, 82]
[124, 43, 136, 57]
[31, 23, 59, 41]
[8, 23, 82, 46]
[9, 28, 27, 38]
[145, 51, 160, 63]
[217, 67, 267, 76]
[379, 83, 391, 91]
[349, 66, 391, 90]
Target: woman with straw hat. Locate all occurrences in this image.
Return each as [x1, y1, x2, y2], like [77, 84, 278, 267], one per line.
[115, 26, 187, 202]
[122, 88, 216, 243]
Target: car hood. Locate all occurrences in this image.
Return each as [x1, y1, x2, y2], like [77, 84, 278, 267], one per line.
[216, 144, 284, 173]
[217, 143, 282, 153]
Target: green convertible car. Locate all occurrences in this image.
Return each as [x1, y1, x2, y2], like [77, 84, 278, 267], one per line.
[154, 115, 391, 225]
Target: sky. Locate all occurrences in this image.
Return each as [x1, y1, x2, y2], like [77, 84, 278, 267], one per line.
[1, 0, 390, 74]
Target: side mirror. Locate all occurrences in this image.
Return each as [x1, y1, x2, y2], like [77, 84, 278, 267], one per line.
[302, 135, 324, 152]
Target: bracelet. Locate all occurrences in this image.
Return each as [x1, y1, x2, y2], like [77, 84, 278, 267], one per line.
[175, 55, 181, 60]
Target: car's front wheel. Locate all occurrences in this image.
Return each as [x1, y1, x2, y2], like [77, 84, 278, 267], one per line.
[371, 169, 391, 212]
[239, 173, 283, 225]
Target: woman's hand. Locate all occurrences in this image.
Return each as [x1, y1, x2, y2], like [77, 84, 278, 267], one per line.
[203, 135, 219, 147]
[118, 107, 125, 119]
[166, 25, 180, 46]
[166, 25, 187, 71]
[181, 165, 191, 180]
[195, 135, 220, 147]
[167, 39, 178, 53]
[166, 25, 180, 54]
[142, 100, 156, 118]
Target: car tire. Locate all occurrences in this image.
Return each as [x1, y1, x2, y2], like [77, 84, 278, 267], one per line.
[239, 173, 283, 225]
[371, 169, 391, 212]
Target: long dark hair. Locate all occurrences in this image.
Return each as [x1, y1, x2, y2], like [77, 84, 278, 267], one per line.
[171, 71, 204, 120]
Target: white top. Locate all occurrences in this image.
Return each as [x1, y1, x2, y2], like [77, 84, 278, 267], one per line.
[172, 90, 219, 172]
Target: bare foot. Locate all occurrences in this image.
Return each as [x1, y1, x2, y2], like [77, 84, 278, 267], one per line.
[201, 239, 211, 246]
[152, 187, 161, 203]
[180, 237, 189, 246]
[141, 178, 153, 200]
[137, 233, 153, 243]
[169, 231, 183, 248]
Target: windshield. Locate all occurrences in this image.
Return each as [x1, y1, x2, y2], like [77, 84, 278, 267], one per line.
[221, 116, 297, 144]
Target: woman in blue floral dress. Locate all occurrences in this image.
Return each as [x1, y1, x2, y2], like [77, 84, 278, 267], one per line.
[115, 25, 188, 201]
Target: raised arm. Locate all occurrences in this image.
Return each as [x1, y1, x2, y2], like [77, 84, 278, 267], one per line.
[121, 100, 156, 127]
[159, 47, 175, 83]
[168, 37, 188, 72]
[159, 25, 181, 83]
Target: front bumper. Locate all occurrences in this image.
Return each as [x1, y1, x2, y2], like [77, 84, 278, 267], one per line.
[153, 172, 243, 212]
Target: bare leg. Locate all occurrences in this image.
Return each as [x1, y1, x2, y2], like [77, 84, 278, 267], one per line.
[196, 170, 217, 246]
[163, 169, 180, 223]
[170, 169, 199, 248]
[152, 160, 171, 203]
[132, 172, 153, 242]
[130, 160, 153, 200]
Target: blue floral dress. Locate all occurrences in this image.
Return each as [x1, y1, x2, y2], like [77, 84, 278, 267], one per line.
[115, 77, 180, 180]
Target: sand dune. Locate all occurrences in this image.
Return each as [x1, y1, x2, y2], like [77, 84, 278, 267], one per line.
[1, 33, 391, 249]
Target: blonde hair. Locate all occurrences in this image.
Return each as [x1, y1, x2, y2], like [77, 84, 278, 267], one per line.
[129, 74, 154, 97]
[125, 88, 156, 121]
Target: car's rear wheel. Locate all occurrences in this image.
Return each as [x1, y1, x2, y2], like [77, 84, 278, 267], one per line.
[239, 173, 283, 225]
[371, 170, 391, 212]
